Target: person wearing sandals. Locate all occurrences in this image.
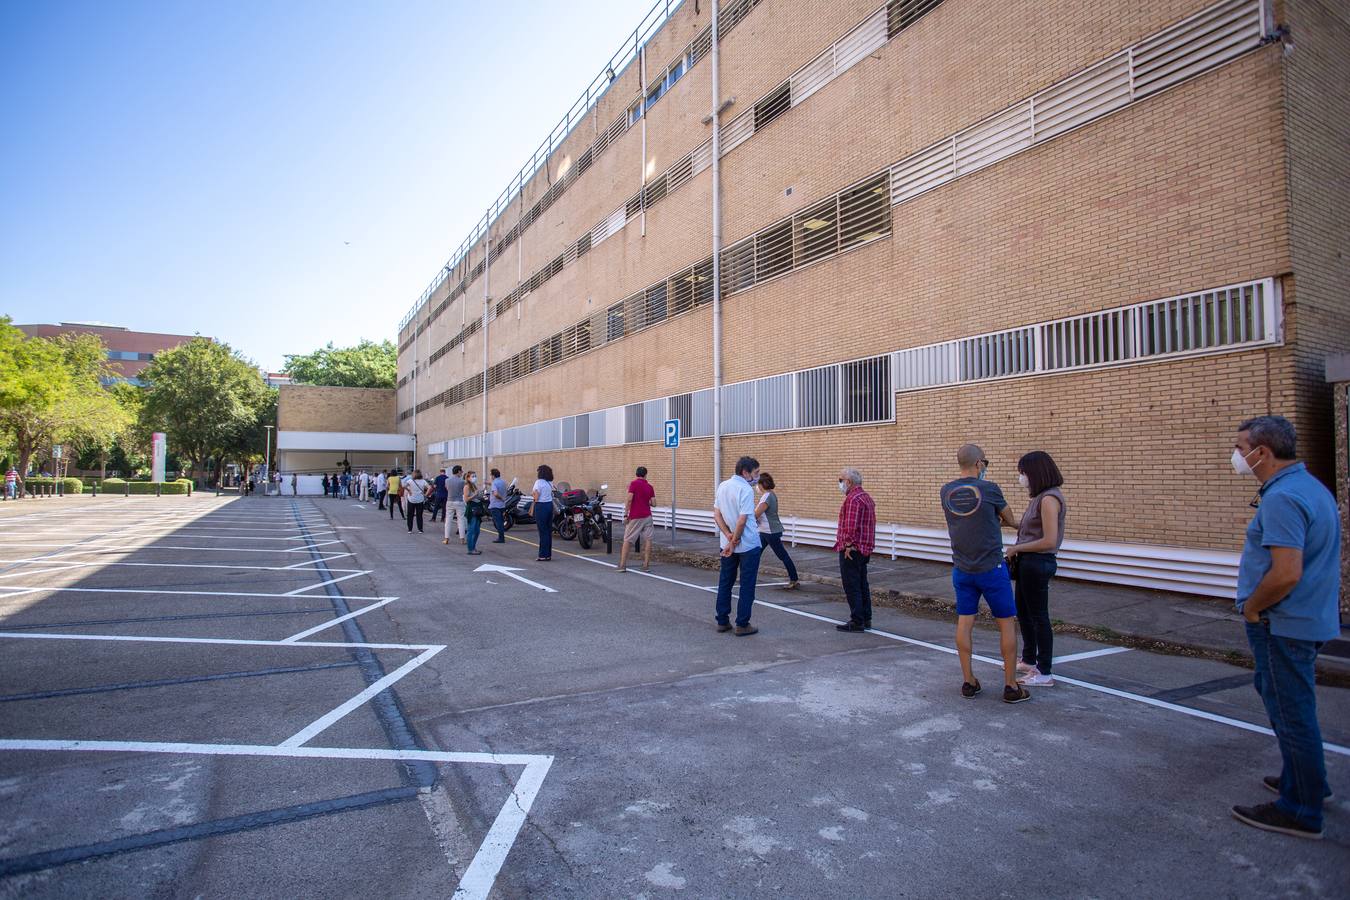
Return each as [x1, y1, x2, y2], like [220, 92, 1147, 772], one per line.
[939, 444, 1031, 704]
[754, 473, 800, 590]
[463, 470, 484, 555]
[533, 465, 555, 561]
[1005, 451, 1066, 689]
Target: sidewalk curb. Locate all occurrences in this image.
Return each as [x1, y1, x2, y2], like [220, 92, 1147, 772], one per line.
[649, 543, 1350, 688]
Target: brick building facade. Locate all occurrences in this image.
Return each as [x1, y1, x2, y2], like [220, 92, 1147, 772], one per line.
[17, 322, 200, 384]
[394, 0, 1349, 596]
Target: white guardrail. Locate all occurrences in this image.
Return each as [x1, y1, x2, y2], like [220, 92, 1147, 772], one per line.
[603, 504, 1241, 599]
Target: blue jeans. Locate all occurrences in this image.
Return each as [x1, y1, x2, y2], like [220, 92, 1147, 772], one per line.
[716, 545, 763, 627]
[535, 501, 553, 558]
[490, 507, 506, 541]
[1246, 621, 1329, 830]
[466, 515, 482, 552]
[759, 531, 799, 582]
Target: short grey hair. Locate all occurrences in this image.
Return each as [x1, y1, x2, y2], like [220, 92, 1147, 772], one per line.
[842, 467, 863, 486]
[1238, 415, 1297, 460]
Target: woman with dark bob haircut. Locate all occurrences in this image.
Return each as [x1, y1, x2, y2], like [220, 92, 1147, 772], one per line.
[1005, 451, 1066, 687]
[532, 464, 556, 560]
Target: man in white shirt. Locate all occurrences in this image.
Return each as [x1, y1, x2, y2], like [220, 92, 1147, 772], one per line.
[711, 456, 763, 636]
[376, 471, 388, 510]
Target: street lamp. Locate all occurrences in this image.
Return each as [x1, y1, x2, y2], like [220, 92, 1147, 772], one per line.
[263, 425, 275, 495]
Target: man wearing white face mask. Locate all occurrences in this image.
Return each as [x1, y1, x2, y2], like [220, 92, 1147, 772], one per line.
[1229, 416, 1339, 841]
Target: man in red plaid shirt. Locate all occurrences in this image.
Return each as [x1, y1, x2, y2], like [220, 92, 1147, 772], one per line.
[833, 467, 876, 632]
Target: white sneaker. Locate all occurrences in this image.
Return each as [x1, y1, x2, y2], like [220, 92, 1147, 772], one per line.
[1016, 661, 1037, 676]
[1020, 672, 1055, 687]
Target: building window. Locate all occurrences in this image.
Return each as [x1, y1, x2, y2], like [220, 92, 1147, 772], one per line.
[629, 101, 643, 126]
[666, 56, 686, 89]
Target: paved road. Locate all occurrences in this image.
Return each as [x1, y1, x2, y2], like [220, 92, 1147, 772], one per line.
[0, 496, 1346, 898]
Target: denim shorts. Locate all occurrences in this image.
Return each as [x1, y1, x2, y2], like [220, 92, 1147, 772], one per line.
[953, 562, 1017, 618]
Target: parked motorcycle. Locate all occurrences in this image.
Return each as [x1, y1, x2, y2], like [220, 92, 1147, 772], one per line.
[577, 485, 612, 552]
[502, 478, 573, 539]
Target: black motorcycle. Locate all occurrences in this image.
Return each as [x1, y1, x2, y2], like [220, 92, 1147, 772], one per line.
[577, 484, 613, 551]
[502, 480, 573, 539]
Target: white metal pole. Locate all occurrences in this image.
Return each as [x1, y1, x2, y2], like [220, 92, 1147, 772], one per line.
[640, 44, 648, 238]
[710, 0, 723, 487]
[481, 210, 491, 478]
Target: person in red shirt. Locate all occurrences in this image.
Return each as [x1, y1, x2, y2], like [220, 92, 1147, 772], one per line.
[618, 466, 657, 572]
[834, 467, 876, 632]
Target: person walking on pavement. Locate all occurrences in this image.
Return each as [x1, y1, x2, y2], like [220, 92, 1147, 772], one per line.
[403, 469, 430, 534]
[4, 466, 17, 500]
[489, 468, 508, 543]
[463, 470, 484, 555]
[940, 444, 1030, 704]
[388, 471, 403, 519]
[290, 472, 297, 497]
[376, 470, 388, 510]
[443, 466, 467, 545]
[1229, 416, 1339, 840]
[429, 468, 447, 523]
[755, 472, 800, 590]
[834, 468, 876, 633]
[1006, 451, 1066, 688]
[533, 465, 556, 561]
[712, 456, 763, 636]
[618, 466, 656, 573]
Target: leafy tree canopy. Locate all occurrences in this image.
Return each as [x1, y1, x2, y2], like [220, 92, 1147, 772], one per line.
[138, 338, 272, 477]
[283, 339, 396, 389]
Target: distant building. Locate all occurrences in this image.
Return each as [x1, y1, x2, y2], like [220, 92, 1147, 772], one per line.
[263, 371, 294, 388]
[17, 322, 202, 385]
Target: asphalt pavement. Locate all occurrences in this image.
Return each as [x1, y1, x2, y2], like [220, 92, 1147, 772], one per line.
[0, 495, 1346, 898]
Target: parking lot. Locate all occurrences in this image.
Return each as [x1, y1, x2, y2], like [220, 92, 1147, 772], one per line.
[1, 495, 1347, 898]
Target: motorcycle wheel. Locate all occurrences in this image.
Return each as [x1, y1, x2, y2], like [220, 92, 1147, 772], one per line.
[502, 514, 514, 532]
[578, 522, 593, 550]
[557, 516, 577, 541]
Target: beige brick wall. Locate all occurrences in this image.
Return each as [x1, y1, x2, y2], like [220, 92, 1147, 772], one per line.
[399, 0, 1348, 560]
[278, 385, 397, 434]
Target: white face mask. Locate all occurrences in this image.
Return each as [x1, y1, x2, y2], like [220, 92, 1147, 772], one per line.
[1231, 447, 1258, 476]
[1017, 473, 1029, 489]
[838, 480, 847, 494]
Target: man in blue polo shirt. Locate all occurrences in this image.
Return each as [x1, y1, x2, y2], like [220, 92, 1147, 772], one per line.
[1230, 415, 1341, 840]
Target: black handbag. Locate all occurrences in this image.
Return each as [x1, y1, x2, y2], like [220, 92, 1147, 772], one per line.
[1006, 553, 1020, 580]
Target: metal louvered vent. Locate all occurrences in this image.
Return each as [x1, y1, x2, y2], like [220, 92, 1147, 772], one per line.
[887, 0, 945, 38]
[888, 0, 1264, 207]
[753, 82, 791, 131]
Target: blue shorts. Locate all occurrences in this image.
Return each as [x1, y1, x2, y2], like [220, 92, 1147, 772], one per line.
[953, 563, 1016, 618]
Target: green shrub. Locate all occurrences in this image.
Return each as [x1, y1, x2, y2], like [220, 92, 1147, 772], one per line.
[175, 478, 194, 495]
[26, 477, 84, 494]
[94, 478, 189, 496]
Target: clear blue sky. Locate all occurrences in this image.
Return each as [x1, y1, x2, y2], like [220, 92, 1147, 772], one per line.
[1, 0, 661, 371]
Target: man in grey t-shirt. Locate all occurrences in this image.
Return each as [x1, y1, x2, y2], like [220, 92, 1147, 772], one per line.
[940, 444, 1028, 704]
[444, 465, 467, 544]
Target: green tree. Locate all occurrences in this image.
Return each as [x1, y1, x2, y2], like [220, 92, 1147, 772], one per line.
[0, 318, 115, 487]
[138, 338, 271, 482]
[283, 339, 396, 388]
[71, 381, 141, 478]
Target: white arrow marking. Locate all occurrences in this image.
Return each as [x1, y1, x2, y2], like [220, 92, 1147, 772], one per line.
[473, 564, 557, 593]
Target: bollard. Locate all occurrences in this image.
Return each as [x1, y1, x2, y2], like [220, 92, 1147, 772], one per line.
[124, 481, 130, 498]
[91, 482, 97, 497]
[155, 482, 162, 498]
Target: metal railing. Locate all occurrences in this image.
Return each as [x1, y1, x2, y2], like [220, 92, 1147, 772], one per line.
[399, 0, 689, 332]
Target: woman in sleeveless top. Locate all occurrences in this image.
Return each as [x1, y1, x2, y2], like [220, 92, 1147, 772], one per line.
[1006, 451, 1066, 687]
[754, 473, 800, 589]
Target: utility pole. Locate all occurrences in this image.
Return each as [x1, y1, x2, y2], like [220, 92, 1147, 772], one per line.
[710, 0, 724, 487]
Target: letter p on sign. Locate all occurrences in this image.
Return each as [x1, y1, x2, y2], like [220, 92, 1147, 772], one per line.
[663, 419, 680, 449]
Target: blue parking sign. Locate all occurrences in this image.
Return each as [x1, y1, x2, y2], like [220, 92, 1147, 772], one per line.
[663, 419, 680, 449]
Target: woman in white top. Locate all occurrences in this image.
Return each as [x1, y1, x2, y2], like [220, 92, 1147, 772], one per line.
[532, 464, 555, 560]
[403, 469, 431, 535]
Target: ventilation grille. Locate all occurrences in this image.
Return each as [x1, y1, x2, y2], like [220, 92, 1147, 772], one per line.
[889, 0, 1263, 206]
[893, 279, 1279, 392]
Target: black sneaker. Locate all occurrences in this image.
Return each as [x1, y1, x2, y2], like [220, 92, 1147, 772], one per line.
[1263, 775, 1333, 800]
[1002, 685, 1031, 704]
[1231, 802, 1322, 840]
[961, 680, 981, 699]
[835, 621, 865, 632]
[716, 622, 732, 633]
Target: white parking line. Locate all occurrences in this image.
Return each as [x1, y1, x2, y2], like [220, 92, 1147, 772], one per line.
[279, 646, 443, 747]
[0, 631, 435, 652]
[1054, 647, 1132, 664]
[0, 738, 551, 900]
[280, 599, 400, 643]
[283, 571, 372, 595]
[0, 585, 392, 601]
